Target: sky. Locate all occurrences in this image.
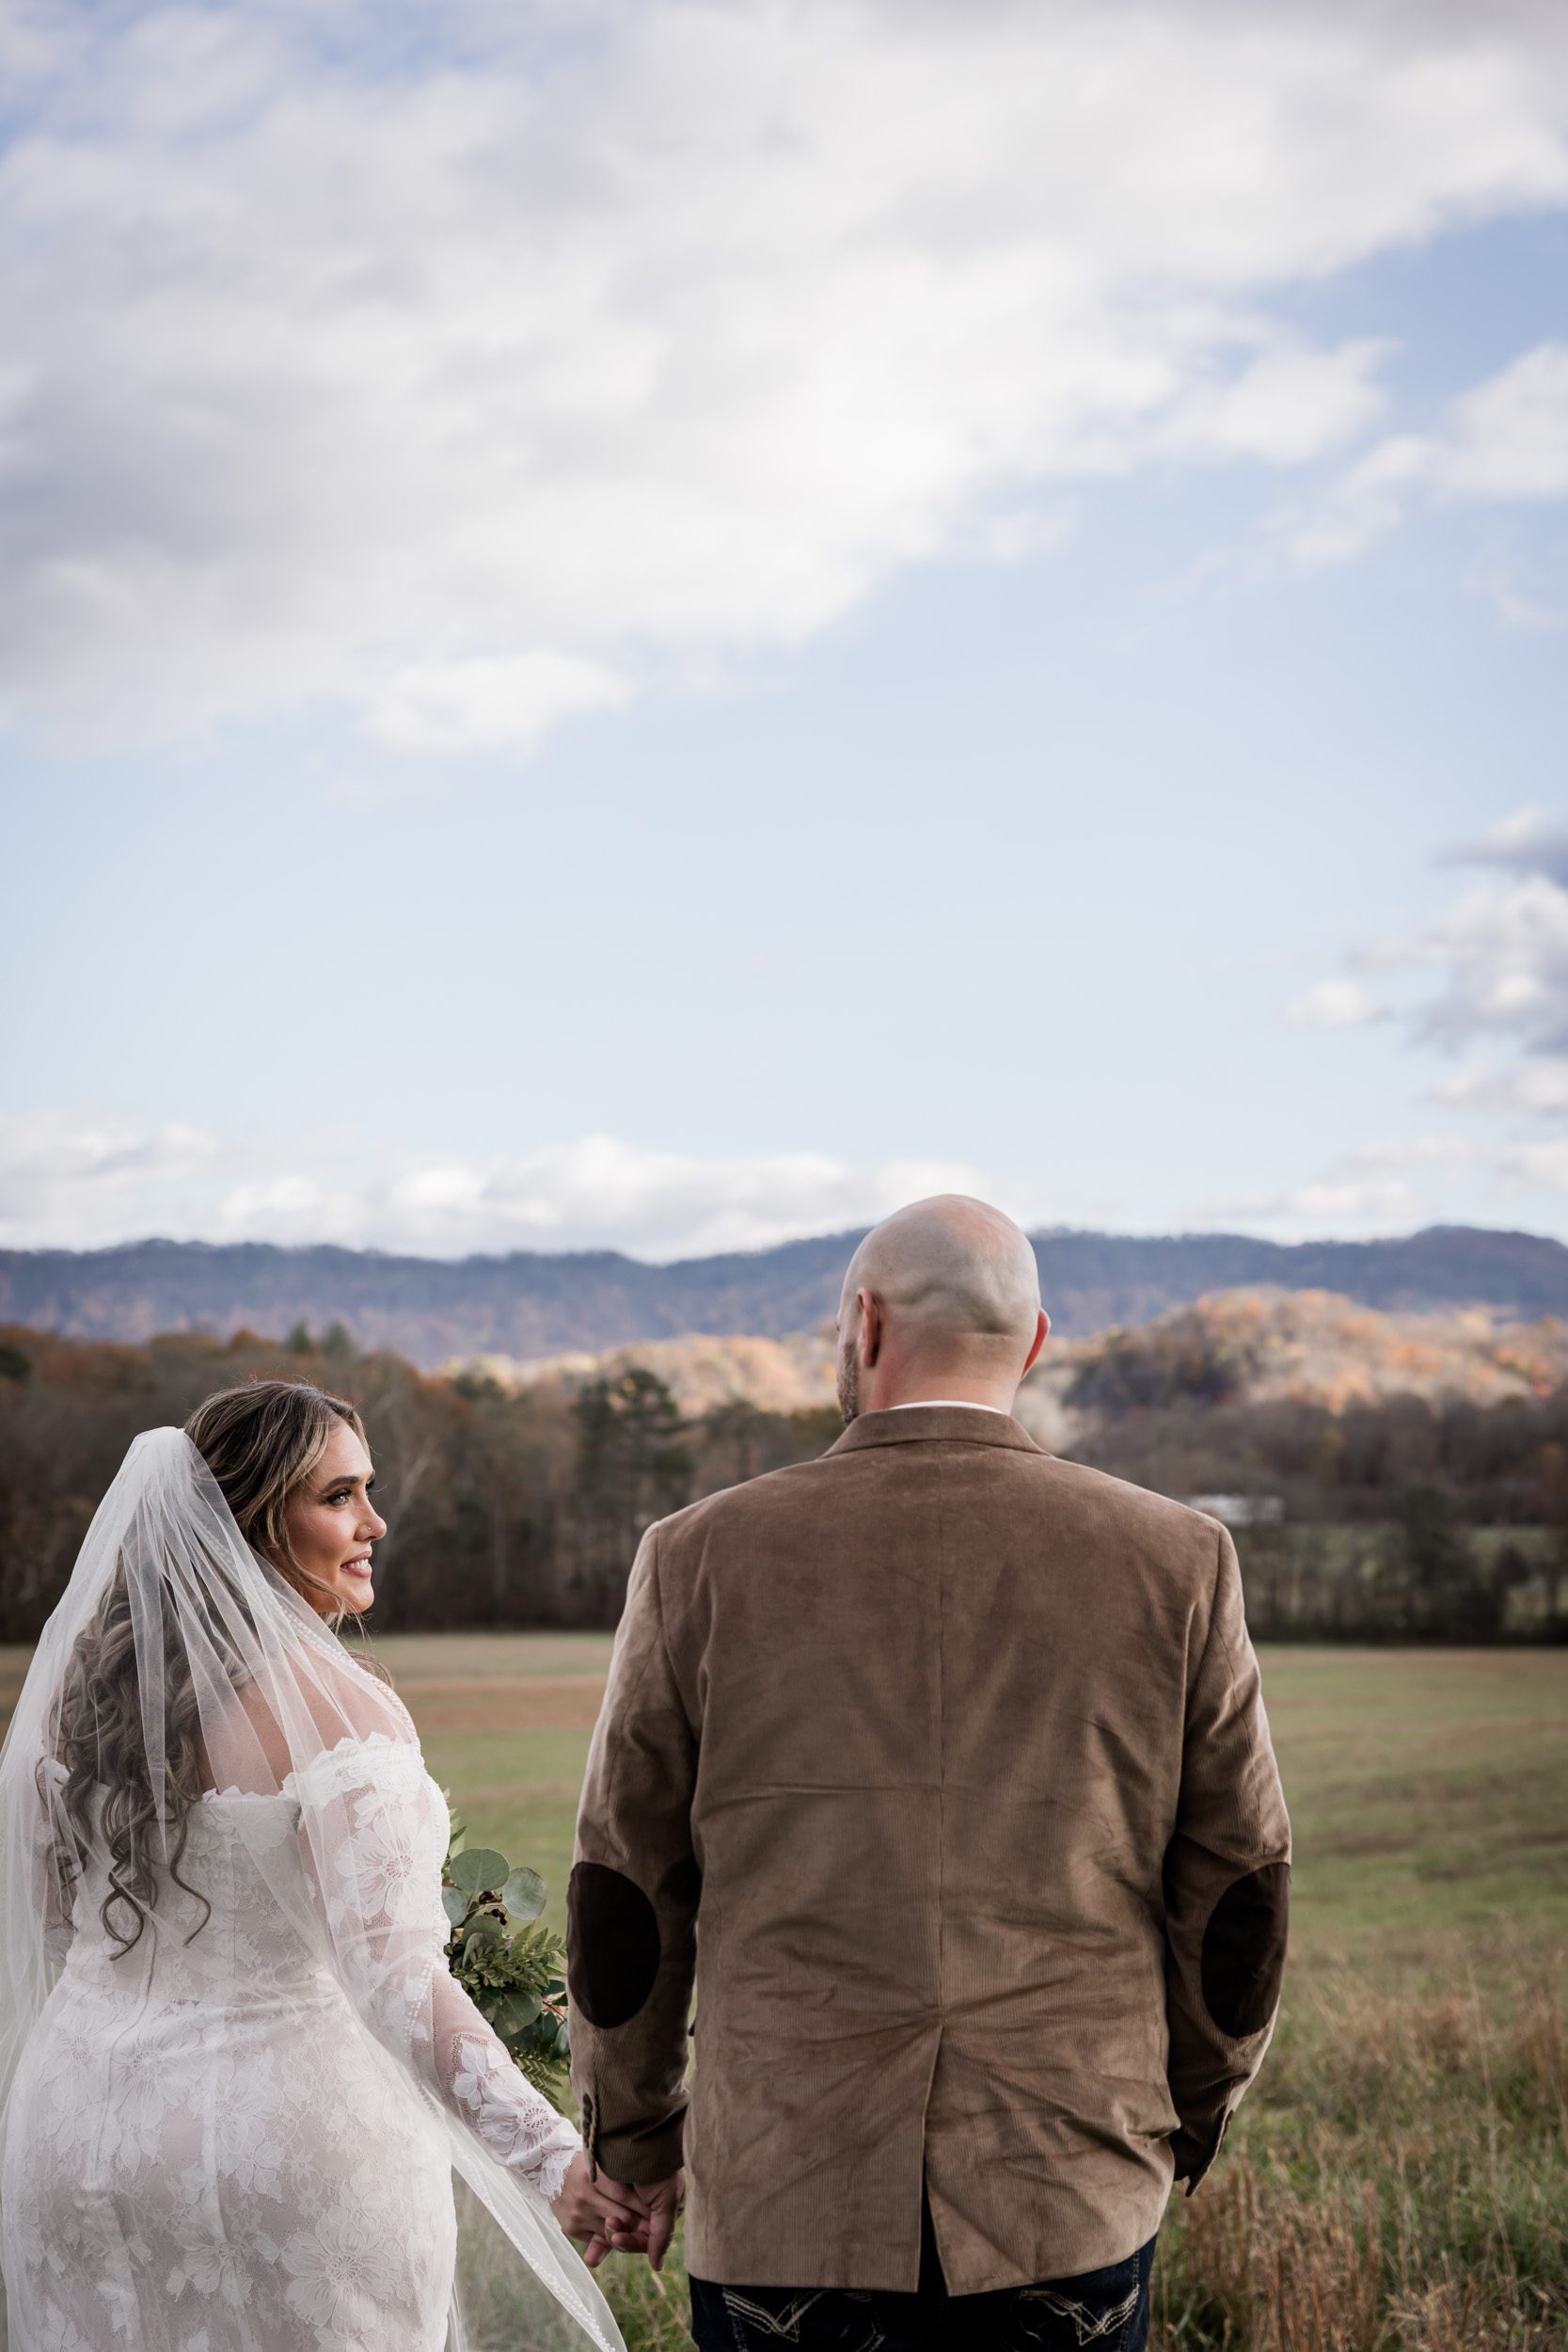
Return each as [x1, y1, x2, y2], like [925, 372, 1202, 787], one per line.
[2, 0, 1567, 1263]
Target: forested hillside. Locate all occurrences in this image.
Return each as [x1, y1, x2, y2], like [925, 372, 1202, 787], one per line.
[2, 1222, 1565, 1363]
[3, 1306, 1563, 1646]
[473, 1284, 1568, 1434]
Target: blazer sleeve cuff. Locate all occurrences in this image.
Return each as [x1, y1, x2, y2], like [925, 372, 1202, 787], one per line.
[584, 2101, 688, 2187]
[1170, 2108, 1231, 2196]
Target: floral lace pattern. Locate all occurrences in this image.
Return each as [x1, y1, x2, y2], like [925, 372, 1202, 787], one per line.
[448, 2032, 579, 2205]
[0, 1734, 581, 2350]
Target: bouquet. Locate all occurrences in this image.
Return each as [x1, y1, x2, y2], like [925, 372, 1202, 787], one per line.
[442, 1820, 573, 2112]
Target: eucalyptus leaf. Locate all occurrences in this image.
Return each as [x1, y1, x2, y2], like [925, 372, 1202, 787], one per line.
[449, 1848, 508, 1899]
[501, 1866, 546, 1922]
[441, 1885, 469, 1927]
[463, 1914, 505, 1953]
[495, 1989, 543, 2036]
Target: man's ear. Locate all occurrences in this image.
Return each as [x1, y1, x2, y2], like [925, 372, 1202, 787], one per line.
[1022, 1308, 1049, 1377]
[857, 1288, 882, 1367]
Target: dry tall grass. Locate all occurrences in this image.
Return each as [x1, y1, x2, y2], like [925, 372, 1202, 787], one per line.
[1149, 1973, 1568, 2351]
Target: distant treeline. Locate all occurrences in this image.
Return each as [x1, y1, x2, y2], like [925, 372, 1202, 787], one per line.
[0, 1326, 838, 1643]
[1, 1324, 1564, 1645]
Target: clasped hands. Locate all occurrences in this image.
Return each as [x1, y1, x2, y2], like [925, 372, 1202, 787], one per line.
[551, 2154, 685, 2272]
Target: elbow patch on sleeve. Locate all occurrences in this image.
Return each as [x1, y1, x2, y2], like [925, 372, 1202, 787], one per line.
[1200, 1861, 1290, 2039]
[568, 1862, 661, 2029]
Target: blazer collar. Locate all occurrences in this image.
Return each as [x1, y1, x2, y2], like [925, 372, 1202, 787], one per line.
[828, 1405, 1044, 1457]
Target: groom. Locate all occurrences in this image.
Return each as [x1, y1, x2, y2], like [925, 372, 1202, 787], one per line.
[566, 1197, 1290, 2350]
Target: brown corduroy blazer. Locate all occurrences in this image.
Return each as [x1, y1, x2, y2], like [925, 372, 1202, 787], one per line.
[567, 1406, 1291, 2295]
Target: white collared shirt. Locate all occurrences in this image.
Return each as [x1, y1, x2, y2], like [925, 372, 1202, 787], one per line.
[887, 1399, 1008, 1414]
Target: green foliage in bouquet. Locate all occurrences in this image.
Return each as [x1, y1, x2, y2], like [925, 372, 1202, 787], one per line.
[442, 1820, 573, 2113]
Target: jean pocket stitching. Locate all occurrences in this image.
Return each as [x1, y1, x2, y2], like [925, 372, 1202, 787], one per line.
[1018, 2278, 1142, 2346]
[721, 2288, 831, 2344]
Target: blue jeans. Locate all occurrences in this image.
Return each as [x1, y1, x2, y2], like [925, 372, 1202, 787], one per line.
[689, 2213, 1156, 2351]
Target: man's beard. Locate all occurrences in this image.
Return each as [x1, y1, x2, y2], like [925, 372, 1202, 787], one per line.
[836, 1342, 858, 1426]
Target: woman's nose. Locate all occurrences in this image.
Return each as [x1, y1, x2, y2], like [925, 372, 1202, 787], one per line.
[366, 1506, 388, 1541]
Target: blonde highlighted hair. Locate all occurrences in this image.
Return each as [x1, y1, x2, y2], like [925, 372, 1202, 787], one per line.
[184, 1380, 367, 1616]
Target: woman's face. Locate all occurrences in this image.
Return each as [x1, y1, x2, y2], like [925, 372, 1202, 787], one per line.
[282, 1420, 388, 1616]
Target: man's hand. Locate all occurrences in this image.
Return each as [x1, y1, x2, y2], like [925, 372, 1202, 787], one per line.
[549, 2153, 649, 2267]
[631, 2169, 686, 2272]
[589, 2167, 685, 2272]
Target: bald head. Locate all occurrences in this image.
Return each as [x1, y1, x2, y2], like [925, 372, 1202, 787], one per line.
[836, 1195, 1047, 1422]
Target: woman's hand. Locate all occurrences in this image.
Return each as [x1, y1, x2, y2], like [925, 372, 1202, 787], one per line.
[549, 2153, 650, 2267]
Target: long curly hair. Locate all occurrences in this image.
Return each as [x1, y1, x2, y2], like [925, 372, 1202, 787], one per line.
[53, 1381, 366, 1955]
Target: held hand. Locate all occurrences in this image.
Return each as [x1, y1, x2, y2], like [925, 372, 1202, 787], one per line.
[550, 2153, 648, 2267]
[628, 2169, 685, 2273]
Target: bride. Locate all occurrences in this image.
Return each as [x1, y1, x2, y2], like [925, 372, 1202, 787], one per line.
[0, 1380, 641, 2350]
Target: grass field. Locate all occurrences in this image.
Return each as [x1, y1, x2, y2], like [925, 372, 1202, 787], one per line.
[4, 1637, 1565, 2348]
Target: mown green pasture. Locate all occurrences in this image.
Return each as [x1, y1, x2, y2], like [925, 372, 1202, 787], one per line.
[364, 1635, 1568, 1965]
[4, 1639, 1564, 2348]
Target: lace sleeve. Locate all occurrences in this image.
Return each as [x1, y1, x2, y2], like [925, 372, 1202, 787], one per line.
[436, 1982, 582, 2205]
[291, 1735, 581, 2202]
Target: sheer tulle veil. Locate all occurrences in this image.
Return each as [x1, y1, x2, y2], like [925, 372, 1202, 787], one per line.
[0, 1426, 624, 2350]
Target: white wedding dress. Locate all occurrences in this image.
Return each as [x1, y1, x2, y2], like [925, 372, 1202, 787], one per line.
[1, 1719, 585, 2351]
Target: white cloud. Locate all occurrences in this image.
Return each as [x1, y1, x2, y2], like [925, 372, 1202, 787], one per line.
[1433, 342, 1568, 500]
[1355, 1135, 1474, 1171]
[1294, 342, 1568, 559]
[1465, 561, 1568, 632]
[1284, 810, 1568, 1216]
[4, 3, 1568, 753]
[1281, 977, 1387, 1028]
[1496, 1136, 1568, 1194]
[1436, 1056, 1568, 1119]
[1224, 1176, 1431, 1227]
[1162, 335, 1390, 466]
[366, 1137, 994, 1259]
[0, 2, 68, 84]
[1286, 433, 1433, 563]
[0, 1111, 222, 1246]
[1198, 1134, 1471, 1230]
[362, 653, 630, 757]
[0, 1114, 1001, 1259]
[1298, 809, 1568, 1070]
[1365, 872, 1568, 1055]
[1441, 802, 1568, 886]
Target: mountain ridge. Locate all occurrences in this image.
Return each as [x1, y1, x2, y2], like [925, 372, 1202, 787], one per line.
[3, 1223, 1566, 1367]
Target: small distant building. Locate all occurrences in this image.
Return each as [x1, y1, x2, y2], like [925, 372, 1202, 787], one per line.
[1181, 1493, 1285, 1528]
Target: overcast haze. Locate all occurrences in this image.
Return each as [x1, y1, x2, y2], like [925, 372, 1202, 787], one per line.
[2, 0, 1566, 1261]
